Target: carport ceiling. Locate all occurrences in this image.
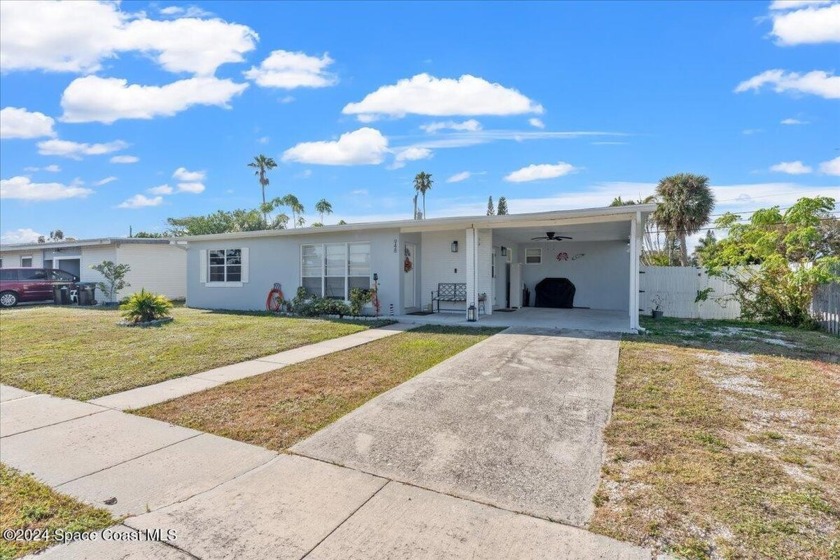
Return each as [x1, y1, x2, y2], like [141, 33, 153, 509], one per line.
[495, 221, 632, 243]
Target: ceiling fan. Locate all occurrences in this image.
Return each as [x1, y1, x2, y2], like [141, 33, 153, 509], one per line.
[531, 231, 573, 241]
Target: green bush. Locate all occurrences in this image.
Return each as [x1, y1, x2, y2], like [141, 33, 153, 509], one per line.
[120, 289, 173, 323]
[349, 288, 372, 316]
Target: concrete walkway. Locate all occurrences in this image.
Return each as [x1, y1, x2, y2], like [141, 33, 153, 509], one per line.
[1, 326, 656, 559]
[89, 322, 413, 410]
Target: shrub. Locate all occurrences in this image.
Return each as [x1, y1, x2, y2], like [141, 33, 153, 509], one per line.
[120, 289, 173, 323]
[90, 260, 130, 302]
[349, 288, 371, 316]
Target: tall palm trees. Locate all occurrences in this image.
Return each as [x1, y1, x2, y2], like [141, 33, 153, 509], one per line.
[315, 198, 333, 224]
[413, 172, 433, 220]
[652, 173, 715, 266]
[247, 155, 277, 226]
[282, 194, 305, 228]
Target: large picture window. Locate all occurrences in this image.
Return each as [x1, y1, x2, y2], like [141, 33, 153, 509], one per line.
[208, 249, 242, 282]
[301, 243, 371, 299]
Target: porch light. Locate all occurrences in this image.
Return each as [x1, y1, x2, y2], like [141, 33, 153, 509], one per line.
[467, 303, 477, 322]
[451, 240, 459, 253]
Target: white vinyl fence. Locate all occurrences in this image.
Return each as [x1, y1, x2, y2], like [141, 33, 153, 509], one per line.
[812, 283, 840, 335]
[640, 266, 742, 320]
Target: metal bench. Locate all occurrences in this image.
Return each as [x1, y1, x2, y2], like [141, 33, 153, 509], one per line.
[431, 283, 467, 313]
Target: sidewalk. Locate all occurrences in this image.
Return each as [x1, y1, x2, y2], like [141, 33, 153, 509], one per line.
[89, 322, 413, 410]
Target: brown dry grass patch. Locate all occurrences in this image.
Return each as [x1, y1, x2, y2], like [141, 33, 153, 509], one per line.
[135, 326, 499, 451]
[590, 317, 840, 559]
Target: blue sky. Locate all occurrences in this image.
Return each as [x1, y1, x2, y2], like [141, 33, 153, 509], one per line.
[1, 0, 838, 243]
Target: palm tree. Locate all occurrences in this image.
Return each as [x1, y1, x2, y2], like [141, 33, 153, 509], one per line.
[487, 196, 495, 216]
[247, 155, 277, 226]
[652, 173, 715, 266]
[413, 172, 433, 220]
[315, 199, 333, 224]
[497, 196, 509, 215]
[282, 194, 305, 228]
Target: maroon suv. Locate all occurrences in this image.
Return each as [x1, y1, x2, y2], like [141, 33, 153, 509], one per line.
[0, 268, 80, 307]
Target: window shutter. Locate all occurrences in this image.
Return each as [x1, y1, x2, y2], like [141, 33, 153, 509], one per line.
[199, 250, 207, 283]
[241, 247, 249, 283]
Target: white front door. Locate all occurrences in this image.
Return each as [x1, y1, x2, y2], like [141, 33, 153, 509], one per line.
[403, 243, 416, 308]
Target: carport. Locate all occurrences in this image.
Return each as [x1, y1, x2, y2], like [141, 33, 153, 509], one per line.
[398, 204, 655, 333]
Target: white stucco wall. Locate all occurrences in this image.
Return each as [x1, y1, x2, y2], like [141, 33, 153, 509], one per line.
[420, 230, 467, 311]
[186, 229, 401, 313]
[116, 243, 186, 300]
[519, 240, 629, 311]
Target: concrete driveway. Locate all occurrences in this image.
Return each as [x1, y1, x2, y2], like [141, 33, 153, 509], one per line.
[292, 327, 621, 527]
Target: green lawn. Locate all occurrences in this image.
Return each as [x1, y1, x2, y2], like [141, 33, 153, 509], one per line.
[590, 317, 840, 560]
[136, 326, 500, 451]
[0, 464, 115, 560]
[0, 305, 387, 401]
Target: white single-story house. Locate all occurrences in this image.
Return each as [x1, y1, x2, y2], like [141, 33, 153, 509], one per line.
[182, 204, 656, 332]
[0, 237, 187, 301]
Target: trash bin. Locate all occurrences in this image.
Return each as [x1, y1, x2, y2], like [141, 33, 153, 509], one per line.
[77, 284, 97, 306]
[59, 285, 71, 305]
[53, 285, 63, 304]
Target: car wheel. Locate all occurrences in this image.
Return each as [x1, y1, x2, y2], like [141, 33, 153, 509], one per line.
[0, 291, 19, 308]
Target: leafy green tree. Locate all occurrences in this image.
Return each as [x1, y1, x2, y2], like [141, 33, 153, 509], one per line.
[337, 219, 348, 225]
[132, 231, 166, 238]
[282, 194, 304, 228]
[651, 173, 715, 266]
[90, 260, 131, 302]
[247, 155, 277, 226]
[413, 172, 433, 220]
[315, 199, 333, 224]
[49, 229, 64, 241]
[497, 197, 509, 215]
[701, 197, 839, 327]
[487, 196, 495, 216]
[167, 208, 277, 236]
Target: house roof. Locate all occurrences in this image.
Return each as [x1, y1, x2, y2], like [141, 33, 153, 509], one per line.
[179, 204, 658, 243]
[0, 237, 172, 253]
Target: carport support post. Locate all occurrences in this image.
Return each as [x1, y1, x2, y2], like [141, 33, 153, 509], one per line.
[629, 212, 641, 331]
[465, 227, 479, 321]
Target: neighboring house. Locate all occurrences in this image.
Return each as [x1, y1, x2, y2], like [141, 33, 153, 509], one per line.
[182, 204, 656, 331]
[0, 238, 186, 301]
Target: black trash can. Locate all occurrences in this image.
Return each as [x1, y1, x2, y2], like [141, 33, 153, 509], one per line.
[59, 285, 70, 305]
[77, 284, 97, 306]
[52, 285, 63, 305]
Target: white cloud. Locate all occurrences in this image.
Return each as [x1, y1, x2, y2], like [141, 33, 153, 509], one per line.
[350, 189, 368, 195]
[504, 162, 579, 183]
[118, 194, 163, 208]
[1, 228, 44, 244]
[742, 129, 763, 135]
[781, 117, 809, 124]
[770, 1, 832, 9]
[0, 1, 257, 75]
[94, 176, 118, 186]
[389, 147, 433, 169]
[770, 3, 840, 45]
[0, 176, 93, 201]
[398, 129, 626, 151]
[148, 184, 174, 195]
[61, 76, 248, 124]
[244, 50, 337, 89]
[282, 127, 389, 166]
[257, 136, 270, 144]
[447, 171, 472, 183]
[419, 119, 482, 133]
[37, 139, 128, 160]
[44, 164, 61, 172]
[176, 182, 205, 194]
[159, 5, 213, 18]
[528, 118, 545, 129]
[279, 95, 295, 104]
[173, 167, 205, 182]
[110, 155, 139, 164]
[820, 155, 840, 175]
[770, 160, 813, 174]
[0, 107, 56, 139]
[343, 74, 544, 121]
[735, 69, 840, 99]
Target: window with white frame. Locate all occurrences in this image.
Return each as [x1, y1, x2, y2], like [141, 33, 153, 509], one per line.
[200, 248, 248, 286]
[21, 256, 33, 267]
[301, 243, 370, 299]
[525, 248, 542, 264]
